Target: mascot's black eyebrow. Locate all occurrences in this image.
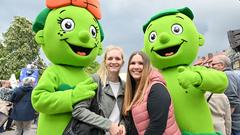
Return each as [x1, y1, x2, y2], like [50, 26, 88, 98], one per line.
[146, 24, 152, 31]
[176, 15, 184, 20]
[60, 9, 66, 14]
[93, 17, 97, 23]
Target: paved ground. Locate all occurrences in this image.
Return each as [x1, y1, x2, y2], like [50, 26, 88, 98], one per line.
[0, 124, 37, 135]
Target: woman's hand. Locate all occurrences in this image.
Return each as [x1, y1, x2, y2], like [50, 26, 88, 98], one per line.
[119, 124, 126, 135]
[109, 123, 122, 135]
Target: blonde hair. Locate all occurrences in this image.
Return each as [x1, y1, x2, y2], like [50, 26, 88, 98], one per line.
[97, 45, 124, 86]
[122, 51, 152, 116]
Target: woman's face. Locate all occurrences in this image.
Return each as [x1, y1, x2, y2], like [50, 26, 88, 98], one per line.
[129, 54, 144, 81]
[105, 49, 124, 73]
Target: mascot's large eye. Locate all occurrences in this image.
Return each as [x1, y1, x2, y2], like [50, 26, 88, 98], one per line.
[61, 19, 74, 31]
[90, 25, 97, 38]
[171, 24, 183, 35]
[149, 31, 157, 43]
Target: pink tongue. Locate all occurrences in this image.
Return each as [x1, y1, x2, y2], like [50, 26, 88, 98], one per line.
[77, 51, 86, 56]
[165, 52, 174, 56]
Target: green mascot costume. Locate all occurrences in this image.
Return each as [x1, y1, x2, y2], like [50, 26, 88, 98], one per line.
[31, 0, 104, 134]
[143, 7, 228, 135]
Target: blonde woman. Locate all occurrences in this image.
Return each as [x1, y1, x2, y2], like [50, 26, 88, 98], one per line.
[122, 51, 180, 135]
[72, 46, 126, 135]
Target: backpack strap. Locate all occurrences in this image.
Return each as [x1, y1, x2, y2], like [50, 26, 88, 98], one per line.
[207, 92, 213, 102]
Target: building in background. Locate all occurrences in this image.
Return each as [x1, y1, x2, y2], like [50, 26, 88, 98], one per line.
[195, 29, 240, 69]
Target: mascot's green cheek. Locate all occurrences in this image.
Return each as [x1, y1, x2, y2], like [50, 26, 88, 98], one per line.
[143, 13, 201, 70]
[38, 6, 102, 67]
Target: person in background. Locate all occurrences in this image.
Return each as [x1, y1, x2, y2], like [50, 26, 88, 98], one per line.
[0, 80, 14, 101]
[10, 77, 36, 135]
[211, 54, 240, 135]
[205, 91, 232, 135]
[0, 80, 14, 132]
[72, 46, 126, 135]
[122, 51, 180, 135]
[197, 55, 232, 135]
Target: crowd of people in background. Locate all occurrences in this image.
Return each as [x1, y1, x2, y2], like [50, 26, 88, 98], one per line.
[0, 73, 38, 134]
[195, 53, 240, 135]
[0, 80, 14, 133]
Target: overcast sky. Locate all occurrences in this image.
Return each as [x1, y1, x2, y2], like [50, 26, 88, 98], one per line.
[1, 0, 240, 71]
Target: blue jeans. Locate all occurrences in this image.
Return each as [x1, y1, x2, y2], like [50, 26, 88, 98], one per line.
[232, 130, 240, 135]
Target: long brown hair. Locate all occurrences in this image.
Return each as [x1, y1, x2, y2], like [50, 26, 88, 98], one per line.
[122, 51, 152, 116]
[97, 45, 124, 86]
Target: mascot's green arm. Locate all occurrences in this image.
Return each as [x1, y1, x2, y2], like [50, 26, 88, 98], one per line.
[31, 65, 96, 114]
[192, 66, 228, 93]
[31, 67, 73, 114]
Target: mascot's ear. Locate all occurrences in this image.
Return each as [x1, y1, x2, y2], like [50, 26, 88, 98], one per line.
[198, 33, 204, 46]
[35, 30, 44, 46]
[97, 44, 103, 56]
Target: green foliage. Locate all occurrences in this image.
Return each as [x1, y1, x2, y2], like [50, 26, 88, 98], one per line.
[33, 55, 47, 76]
[0, 16, 47, 80]
[84, 61, 100, 74]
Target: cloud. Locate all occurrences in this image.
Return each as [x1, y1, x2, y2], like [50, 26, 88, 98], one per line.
[0, 0, 44, 34]
[101, 0, 240, 60]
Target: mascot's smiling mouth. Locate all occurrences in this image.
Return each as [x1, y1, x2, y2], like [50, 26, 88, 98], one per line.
[152, 39, 187, 57]
[64, 40, 96, 56]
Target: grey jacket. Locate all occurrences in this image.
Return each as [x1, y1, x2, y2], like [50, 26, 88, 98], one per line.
[72, 74, 125, 131]
[224, 68, 240, 131]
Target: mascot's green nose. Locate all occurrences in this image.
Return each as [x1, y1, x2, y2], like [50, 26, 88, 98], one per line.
[159, 32, 170, 44]
[78, 31, 90, 43]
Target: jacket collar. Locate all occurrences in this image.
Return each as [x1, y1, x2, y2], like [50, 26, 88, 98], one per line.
[224, 67, 232, 71]
[104, 76, 125, 97]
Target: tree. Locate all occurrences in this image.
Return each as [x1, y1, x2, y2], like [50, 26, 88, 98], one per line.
[0, 16, 46, 80]
[0, 16, 100, 80]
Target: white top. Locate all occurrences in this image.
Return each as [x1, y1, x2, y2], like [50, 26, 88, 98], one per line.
[106, 81, 121, 135]
[108, 81, 120, 123]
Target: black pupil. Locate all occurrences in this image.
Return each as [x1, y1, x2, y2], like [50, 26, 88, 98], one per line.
[92, 28, 96, 36]
[151, 33, 155, 40]
[65, 22, 72, 29]
[174, 26, 180, 33]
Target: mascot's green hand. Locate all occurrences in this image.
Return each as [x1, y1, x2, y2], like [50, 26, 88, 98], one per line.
[71, 77, 97, 104]
[177, 66, 202, 89]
